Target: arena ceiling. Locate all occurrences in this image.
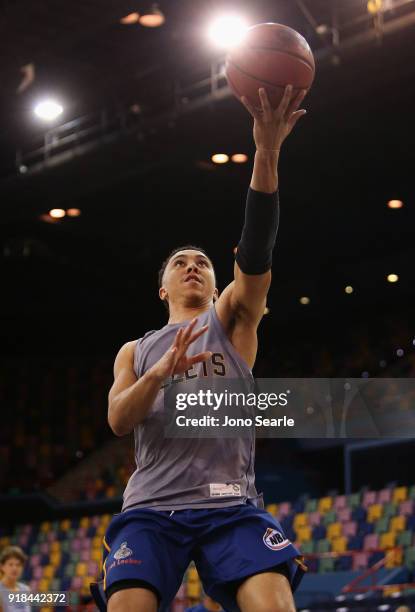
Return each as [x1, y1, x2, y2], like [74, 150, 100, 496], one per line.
[0, 0, 414, 354]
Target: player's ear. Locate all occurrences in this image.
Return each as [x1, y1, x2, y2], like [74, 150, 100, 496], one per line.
[159, 287, 168, 301]
[213, 288, 219, 303]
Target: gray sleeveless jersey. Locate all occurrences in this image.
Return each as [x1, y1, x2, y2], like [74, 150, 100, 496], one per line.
[122, 305, 262, 512]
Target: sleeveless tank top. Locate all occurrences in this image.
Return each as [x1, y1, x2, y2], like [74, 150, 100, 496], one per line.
[122, 305, 263, 511]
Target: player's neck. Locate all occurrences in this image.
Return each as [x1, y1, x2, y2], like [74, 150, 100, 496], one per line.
[2, 577, 17, 589]
[167, 303, 211, 324]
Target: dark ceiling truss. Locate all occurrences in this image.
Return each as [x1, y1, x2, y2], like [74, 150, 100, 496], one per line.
[9, 0, 415, 178]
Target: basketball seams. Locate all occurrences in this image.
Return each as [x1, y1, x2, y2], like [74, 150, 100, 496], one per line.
[226, 59, 311, 91]
[244, 45, 314, 72]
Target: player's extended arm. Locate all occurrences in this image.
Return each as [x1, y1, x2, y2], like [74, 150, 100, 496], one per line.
[108, 320, 211, 435]
[229, 85, 307, 324]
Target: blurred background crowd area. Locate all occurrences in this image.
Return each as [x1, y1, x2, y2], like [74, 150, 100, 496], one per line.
[1, 308, 413, 497]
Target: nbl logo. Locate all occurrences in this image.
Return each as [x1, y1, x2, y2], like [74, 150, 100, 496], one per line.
[263, 528, 290, 551]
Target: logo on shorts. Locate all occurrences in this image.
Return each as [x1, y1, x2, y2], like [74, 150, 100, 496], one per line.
[263, 528, 290, 551]
[114, 541, 133, 560]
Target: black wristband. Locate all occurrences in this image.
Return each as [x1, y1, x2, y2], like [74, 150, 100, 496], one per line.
[235, 187, 280, 275]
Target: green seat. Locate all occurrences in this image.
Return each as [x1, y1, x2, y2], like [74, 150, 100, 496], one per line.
[305, 499, 318, 513]
[383, 502, 397, 518]
[64, 563, 75, 578]
[300, 540, 315, 554]
[71, 552, 80, 563]
[375, 517, 389, 534]
[323, 510, 337, 526]
[60, 541, 70, 553]
[404, 546, 415, 570]
[319, 557, 335, 573]
[70, 592, 80, 605]
[347, 493, 361, 509]
[316, 539, 331, 554]
[30, 544, 40, 555]
[50, 578, 61, 591]
[397, 530, 413, 547]
[408, 485, 415, 500]
[37, 532, 47, 543]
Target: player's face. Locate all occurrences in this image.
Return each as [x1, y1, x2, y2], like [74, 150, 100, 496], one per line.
[1, 558, 24, 581]
[160, 250, 217, 307]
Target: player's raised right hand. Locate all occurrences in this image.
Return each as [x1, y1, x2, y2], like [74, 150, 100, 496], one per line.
[151, 318, 212, 381]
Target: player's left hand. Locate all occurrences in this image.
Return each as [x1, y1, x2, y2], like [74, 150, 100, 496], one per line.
[241, 85, 307, 151]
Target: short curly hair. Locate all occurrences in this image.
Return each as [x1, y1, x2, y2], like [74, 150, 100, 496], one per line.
[0, 545, 27, 566]
[158, 245, 215, 312]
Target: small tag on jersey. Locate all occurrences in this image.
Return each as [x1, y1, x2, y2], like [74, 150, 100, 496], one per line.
[209, 483, 241, 497]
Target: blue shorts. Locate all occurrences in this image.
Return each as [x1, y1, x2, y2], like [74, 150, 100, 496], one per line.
[96, 504, 305, 612]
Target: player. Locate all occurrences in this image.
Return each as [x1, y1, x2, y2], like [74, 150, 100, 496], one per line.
[90, 85, 307, 612]
[0, 546, 31, 612]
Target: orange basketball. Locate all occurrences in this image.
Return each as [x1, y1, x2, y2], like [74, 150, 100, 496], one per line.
[225, 22, 315, 109]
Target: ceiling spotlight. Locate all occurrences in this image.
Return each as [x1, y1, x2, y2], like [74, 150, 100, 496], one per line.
[34, 99, 63, 121]
[211, 153, 229, 164]
[120, 12, 140, 25]
[367, 0, 383, 15]
[387, 199, 403, 209]
[49, 208, 66, 219]
[387, 273, 399, 283]
[299, 296, 310, 305]
[231, 153, 248, 163]
[139, 4, 165, 27]
[345, 286, 354, 294]
[66, 208, 81, 217]
[208, 15, 248, 49]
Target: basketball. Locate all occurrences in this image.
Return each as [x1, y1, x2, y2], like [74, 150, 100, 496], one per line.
[225, 22, 315, 109]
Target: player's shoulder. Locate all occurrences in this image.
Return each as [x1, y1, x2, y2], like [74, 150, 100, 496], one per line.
[17, 582, 30, 592]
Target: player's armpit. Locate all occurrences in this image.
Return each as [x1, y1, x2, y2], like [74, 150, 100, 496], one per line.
[216, 267, 270, 329]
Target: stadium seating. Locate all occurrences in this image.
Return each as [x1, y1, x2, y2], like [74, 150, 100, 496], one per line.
[1, 482, 415, 609]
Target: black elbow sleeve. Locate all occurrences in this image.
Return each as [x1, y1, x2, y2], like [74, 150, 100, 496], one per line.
[235, 187, 280, 275]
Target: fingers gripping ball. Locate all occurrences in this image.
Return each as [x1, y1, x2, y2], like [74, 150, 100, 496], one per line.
[225, 22, 315, 110]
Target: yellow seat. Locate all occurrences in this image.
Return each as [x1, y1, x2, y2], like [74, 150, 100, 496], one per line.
[327, 522, 342, 540]
[393, 487, 408, 504]
[92, 536, 102, 549]
[187, 567, 199, 581]
[50, 552, 61, 567]
[0, 537, 10, 547]
[296, 526, 312, 543]
[38, 579, 50, 591]
[390, 516, 406, 533]
[101, 514, 112, 525]
[76, 562, 87, 577]
[83, 576, 96, 592]
[266, 504, 278, 517]
[332, 536, 347, 553]
[50, 541, 61, 553]
[43, 565, 55, 579]
[60, 519, 71, 532]
[96, 525, 106, 536]
[385, 548, 403, 568]
[186, 580, 201, 599]
[380, 532, 396, 549]
[91, 549, 102, 563]
[80, 517, 90, 529]
[318, 497, 333, 513]
[367, 504, 383, 523]
[294, 513, 308, 529]
[40, 521, 51, 533]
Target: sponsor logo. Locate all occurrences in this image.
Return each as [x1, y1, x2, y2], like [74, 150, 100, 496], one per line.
[114, 541, 133, 560]
[263, 528, 291, 551]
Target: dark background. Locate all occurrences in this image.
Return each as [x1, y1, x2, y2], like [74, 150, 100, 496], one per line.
[1, 0, 414, 499]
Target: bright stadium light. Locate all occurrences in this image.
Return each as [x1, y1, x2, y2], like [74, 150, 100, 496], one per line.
[208, 15, 248, 49]
[34, 99, 63, 121]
